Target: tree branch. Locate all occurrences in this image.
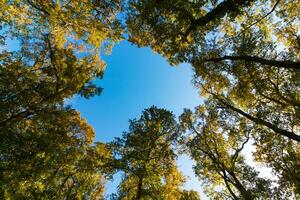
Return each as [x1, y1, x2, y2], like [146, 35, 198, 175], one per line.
[237, 0, 280, 37]
[185, 0, 254, 35]
[215, 95, 300, 142]
[201, 55, 300, 70]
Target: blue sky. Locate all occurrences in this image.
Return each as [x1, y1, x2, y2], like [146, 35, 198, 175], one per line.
[71, 41, 206, 198]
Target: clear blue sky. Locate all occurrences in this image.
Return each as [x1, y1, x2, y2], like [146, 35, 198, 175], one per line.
[71, 41, 207, 198]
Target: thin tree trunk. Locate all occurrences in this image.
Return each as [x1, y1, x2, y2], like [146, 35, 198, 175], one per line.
[136, 177, 143, 200]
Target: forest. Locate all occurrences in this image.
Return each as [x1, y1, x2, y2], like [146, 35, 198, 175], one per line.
[0, 0, 299, 199]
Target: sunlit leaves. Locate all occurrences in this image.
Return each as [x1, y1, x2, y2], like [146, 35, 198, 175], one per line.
[0, 0, 122, 198]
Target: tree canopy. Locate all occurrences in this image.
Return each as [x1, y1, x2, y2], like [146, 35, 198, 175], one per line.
[1, 0, 299, 199]
[1, 0, 121, 198]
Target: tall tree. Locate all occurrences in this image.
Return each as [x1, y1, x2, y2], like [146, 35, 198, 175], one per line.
[110, 106, 200, 200]
[179, 104, 272, 199]
[0, 104, 115, 199]
[192, 53, 300, 197]
[0, 0, 122, 198]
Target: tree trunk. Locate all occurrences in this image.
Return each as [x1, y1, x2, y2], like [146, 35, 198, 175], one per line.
[136, 177, 143, 200]
[228, 171, 253, 200]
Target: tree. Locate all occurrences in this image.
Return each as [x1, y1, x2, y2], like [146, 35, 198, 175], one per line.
[179, 104, 272, 199]
[110, 106, 200, 200]
[192, 55, 300, 197]
[0, 105, 114, 199]
[0, 0, 123, 133]
[0, 0, 122, 198]
[0, 48, 116, 197]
